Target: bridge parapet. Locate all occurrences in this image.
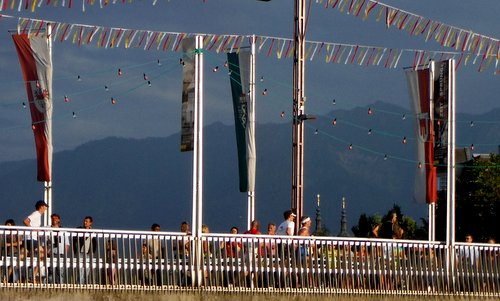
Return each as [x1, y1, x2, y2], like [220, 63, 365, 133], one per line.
[0, 226, 498, 296]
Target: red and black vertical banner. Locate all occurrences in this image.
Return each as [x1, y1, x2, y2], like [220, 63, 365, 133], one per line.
[406, 66, 437, 204]
[12, 33, 53, 181]
[180, 37, 195, 152]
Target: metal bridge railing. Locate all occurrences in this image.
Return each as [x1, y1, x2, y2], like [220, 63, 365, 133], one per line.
[0, 226, 498, 296]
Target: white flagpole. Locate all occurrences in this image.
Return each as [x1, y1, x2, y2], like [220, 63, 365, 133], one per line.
[445, 59, 456, 284]
[45, 22, 53, 226]
[192, 35, 204, 287]
[428, 62, 435, 242]
[247, 35, 256, 229]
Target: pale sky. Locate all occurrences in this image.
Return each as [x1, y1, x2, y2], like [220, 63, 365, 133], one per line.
[0, 0, 499, 162]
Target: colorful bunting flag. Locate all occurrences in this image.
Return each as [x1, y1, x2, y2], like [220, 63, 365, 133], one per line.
[0, 13, 497, 74]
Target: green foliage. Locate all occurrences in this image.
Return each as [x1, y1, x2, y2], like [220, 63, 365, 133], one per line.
[454, 154, 500, 242]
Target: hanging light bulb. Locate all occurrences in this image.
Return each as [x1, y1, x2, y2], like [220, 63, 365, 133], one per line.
[212, 66, 219, 72]
[368, 107, 372, 115]
[384, 154, 388, 160]
[280, 111, 285, 118]
[368, 129, 372, 135]
[470, 121, 474, 127]
[348, 144, 353, 150]
[22, 102, 27, 108]
[148, 81, 152, 87]
[402, 114, 406, 120]
[228, 70, 232, 75]
[314, 129, 319, 135]
[332, 118, 337, 126]
[77, 75, 82, 81]
[260, 76, 264, 82]
[262, 89, 267, 95]
[402, 136, 407, 144]
[224, 61, 228, 68]
[143, 73, 148, 80]
[111, 97, 117, 105]
[105, 86, 109, 91]
[72, 112, 77, 118]
[157, 59, 161, 66]
[418, 162, 422, 169]
[118, 68, 122, 76]
[64, 95, 69, 102]
[470, 144, 474, 150]
[332, 99, 336, 105]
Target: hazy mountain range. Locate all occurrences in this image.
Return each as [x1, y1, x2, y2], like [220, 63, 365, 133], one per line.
[1, 102, 499, 234]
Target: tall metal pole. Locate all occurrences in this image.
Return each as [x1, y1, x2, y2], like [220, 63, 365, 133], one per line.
[44, 22, 53, 226]
[247, 35, 257, 229]
[292, 0, 306, 232]
[428, 62, 436, 242]
[445, 59, 456, 284]
[191, 35, 204, 287]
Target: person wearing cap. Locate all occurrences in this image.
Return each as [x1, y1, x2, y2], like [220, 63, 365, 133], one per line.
[23, 200, 48, 227]
[276, 210, 296, 236]
[276, 210, 296, 265]
[23, 200, 49, 255]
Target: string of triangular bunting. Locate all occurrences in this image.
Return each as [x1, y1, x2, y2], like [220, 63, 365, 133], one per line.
[1, 13, 498, 74]
[317, 0, 500, 72]
[0, 0, 168, 12]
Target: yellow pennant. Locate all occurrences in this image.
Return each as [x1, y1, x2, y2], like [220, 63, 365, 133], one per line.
[375, 6, 384, 22]
[363, 2, 377, 21]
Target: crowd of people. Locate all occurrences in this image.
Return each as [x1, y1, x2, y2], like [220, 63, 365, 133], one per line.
[0, 201, 497, 291]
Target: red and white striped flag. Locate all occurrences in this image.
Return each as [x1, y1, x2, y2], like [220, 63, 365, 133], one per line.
[12, 33, 53, 181]
[405, 67, 437, 204]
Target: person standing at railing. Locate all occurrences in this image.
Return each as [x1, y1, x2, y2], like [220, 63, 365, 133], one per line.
[148, 224, 163, 259]
[180, 221, 191, 257]
[372, 211, 403, 240]
[31, 245, 47, 284]
[264, 223, 277, 257]
[105, 240, 118, 285]
[223, 227, 241, 258]
[277, 210, 296, 236]
[72, 216, 97, 285]
[297, 216, 311, 236]
[276, 210, 296, 264]
[483, 238, 498, 292]
[458, 234, 479, 266]
[23, 200, 49, 256]
[2, 219, 22, 283]
[48, 214, 70, 284]
[457, 233, 480, 292]
[244, 220, 262, 288]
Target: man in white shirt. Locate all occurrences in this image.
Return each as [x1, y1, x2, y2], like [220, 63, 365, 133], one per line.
[23, 200, 48, 254]
[48, 213, 70, 284]
[277, 210, 296, 236]
[276, 210, 296, 262]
